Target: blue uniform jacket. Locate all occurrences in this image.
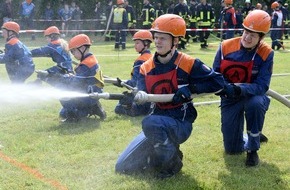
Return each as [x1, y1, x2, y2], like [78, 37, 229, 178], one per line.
[126, 50, 151, 87]
[213, 37, 274, 97]
[138, 51, 224, 123]
[47, 53, 103, 93]
[31, 39, 73, 72]
[0, 37, 34, 69]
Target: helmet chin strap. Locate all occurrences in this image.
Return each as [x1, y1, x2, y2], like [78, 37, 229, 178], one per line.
[78, 46, 89, 60]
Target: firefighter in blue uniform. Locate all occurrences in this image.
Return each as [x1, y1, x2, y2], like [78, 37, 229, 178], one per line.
[114, 30, 153, 116]
[112, 0, 128, 50]
[223, 0, 237, 39]
[141, 0, 155, 29]
[196, 0, 215, 48]
[271, 2, 284, 50]
[0, 21, 35, 83]
[173, 0, 190, 49]
[124, 0, 136, 36]
[37, 34, 106, 122]
[189, 0, 198, 42]
[116, 14, 224, 178]
[213, 10, 273, 166]
[31, 26, 73, 84]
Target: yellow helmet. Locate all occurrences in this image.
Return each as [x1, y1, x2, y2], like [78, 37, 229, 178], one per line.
[242, 10, 271, 34]
[151, 14, 186, 38]
[69, 34, 92, 50]
[2, 21, 20, 34]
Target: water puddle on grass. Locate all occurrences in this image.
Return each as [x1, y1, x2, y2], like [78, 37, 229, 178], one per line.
[0, 83, 88, 106]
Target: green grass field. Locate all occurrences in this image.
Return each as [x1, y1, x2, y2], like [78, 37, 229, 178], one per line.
[0, 34, 289, 190]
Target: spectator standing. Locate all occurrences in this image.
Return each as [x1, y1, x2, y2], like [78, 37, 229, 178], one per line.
[173, 0, 190, 49]
[155, 2, 164, 18]
[223, 0, 237, 39]
[104, 0, 115, 41]
[94, 1, 102, 36]
[1, 0, 13, 24]
[189, 0, 198, 42]
[235, 6, 243, 36]
[112, 0, 128, 50]
[167, 1, 175, 14]
[271, 2, 283, 50]
[283, 3, 290, 39]
[42, 3, 54, 29]
[141, 0, 155, 29]
[196, 0, 215, 48]
[124, 0, 136, 36]
[242, 0, 252, 18]
[72, 4, 83, 35]
[19, 0, 35, 40]
[58, 3, 72, 37]
[278, 0, 289, 40]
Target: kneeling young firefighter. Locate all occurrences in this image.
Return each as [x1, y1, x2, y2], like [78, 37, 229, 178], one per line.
[37, 34, 106, 122]
[115, 14, 224, 178]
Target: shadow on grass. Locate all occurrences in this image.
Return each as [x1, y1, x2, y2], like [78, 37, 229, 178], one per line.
[219, 153, 288, 190]
[117, 170, 203, 190]
[48, 117, 102, 135]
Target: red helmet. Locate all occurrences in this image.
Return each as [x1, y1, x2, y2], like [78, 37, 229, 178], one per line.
[151, 14, 186, 37]
[26, 0, 32, 4]
[242, 10, 271, 34]
[2, 21, 20, 34]
[69, 34, 92, 50]
[132, 30, 153, 42]
[117, 0, 124, 5]
[224, 0, 233, 5]
[44, 26, 60, 36]
[271, 2, 279, 9]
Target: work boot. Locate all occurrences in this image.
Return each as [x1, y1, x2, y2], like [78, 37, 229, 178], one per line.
[245, 151, 259, 167]
[176, 145, 183, 161]
[260, 133, 268, 143]
[156, 153, 183, 179]
[89, 101, 107, 120]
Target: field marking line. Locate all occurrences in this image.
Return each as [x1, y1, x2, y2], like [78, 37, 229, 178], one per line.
[0, 151, 68, 190]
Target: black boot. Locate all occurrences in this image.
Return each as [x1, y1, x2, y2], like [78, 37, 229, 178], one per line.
[260, 133, 268, 143]
[89, 101, 107, 120]
[156, 153, 183, 179]
[245, 151, 259, 167]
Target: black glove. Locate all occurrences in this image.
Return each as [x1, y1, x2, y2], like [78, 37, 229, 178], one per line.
[37, 70, 62, 81]
[0, 49, 4, 54]
[172, 86, 192, 104]
[36, 70, 49, 81]
[113, 77, 123, 88]
[216, 84, 241, 99]
[119, 91, 135, 106]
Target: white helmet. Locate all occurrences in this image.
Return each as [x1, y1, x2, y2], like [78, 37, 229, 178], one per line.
[245, 0, 251, 3]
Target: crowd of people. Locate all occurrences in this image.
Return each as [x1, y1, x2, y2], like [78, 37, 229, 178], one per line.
[0, 0, 282, 180]
[1, 0, 290, 49]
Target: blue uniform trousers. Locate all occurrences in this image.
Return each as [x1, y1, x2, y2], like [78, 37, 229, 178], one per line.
[221, 95, 270, 153]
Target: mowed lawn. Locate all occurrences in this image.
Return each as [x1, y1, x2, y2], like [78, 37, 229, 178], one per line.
[0, 34, 289, 190]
